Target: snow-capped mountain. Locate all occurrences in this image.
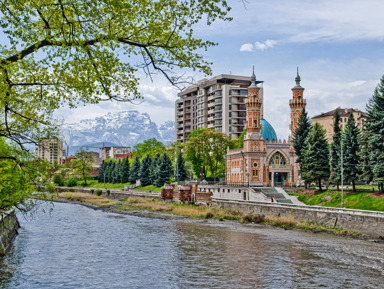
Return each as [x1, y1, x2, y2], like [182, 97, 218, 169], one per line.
[61, 110, 175, 155]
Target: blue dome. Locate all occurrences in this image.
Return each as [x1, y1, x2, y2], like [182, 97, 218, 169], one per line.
[260, 119, 277, 142]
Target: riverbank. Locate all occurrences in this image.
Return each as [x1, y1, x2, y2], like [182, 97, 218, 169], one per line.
[41, 192, 371, 241]
[0, 209, 20, 256]
[291, 189, 384, 211]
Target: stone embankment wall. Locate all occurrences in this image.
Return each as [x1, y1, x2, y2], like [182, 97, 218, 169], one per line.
[213, 199, 384, 238]
[0, 210, 20, 255]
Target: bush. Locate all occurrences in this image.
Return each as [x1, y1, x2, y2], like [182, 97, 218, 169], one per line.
[95, 189, 102, 196]
[67, 177, 77, 187]
[106, 189, 110, 196]
[52, 174, 65, 186]
[90, 189, 94, 194]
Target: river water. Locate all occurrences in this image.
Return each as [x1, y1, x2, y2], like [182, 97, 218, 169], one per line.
[0, 202, 383, 288]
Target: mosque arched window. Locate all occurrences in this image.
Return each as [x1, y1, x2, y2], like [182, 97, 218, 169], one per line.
[269, 152, 286, 166]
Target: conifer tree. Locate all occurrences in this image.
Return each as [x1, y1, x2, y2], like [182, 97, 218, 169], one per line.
[139, 154, 152, 186]
[365, 75, 384, 192]
[113, 159, 122, 183]
[98, 160, 105, 183]
[292, 107, 312, 186]
[149, 153, 161, 185]
[129, 156, 141, 184]
[155, 153, 173, 187]
[342, 113, 361, 191]
[120, 157, 130, 183]
[302, 123, 330, 190]
[358, 131, 373, 185]
[175, 152, 188, 182]
[107, 161, 115, 184]
[329, 109, 342, 190]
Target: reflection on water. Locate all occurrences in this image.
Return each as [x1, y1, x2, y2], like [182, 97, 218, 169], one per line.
[0, 202, 383, 288]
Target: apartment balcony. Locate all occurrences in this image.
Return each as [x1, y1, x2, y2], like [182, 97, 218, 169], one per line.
[177, 110, 183, 115]
[208, 109, 214, 115]
[185, 122, 191, 126]
[208, 116, 214, 122]
[208, 102, 215, 108]
[177, 123, 183, 128]
[208, 124, 214, 129]
[185, 108, 191, 113]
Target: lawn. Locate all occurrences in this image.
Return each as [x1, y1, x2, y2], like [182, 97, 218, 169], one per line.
[294, 190, 384, 211]
[76, 180, 131, 189]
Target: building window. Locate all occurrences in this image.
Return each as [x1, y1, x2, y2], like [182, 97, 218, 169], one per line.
[253, 162, 258, 168]
[253, 170, 258, 177]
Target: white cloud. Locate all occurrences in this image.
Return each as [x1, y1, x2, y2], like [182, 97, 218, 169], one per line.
[254, 40, 277, 51]
[240, 43, 254, 52]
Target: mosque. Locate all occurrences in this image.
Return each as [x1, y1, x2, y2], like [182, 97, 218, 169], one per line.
[226, 69, 307, 187]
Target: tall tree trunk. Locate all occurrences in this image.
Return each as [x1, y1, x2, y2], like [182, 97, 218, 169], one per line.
[352, 180, 356, 192]
[305, 183, 307, 189]
[318, 178, 322, 191]
[336, 182, 339, 191]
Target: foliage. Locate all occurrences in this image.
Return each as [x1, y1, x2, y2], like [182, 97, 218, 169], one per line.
[107, 161, 115, 184]
[0, 0, 232, 148]
[329, 109, 341, 188]
[232, 128, 246, 149]
[292, 107, 312, 170]
[70, 149, 94, 185]
[67, 177, 77, 187]
[120, 157, 130, 183]
[358, 132, 373, 184]
[175, 152, 188, 182]
[185, 129, 231, 179]
[342, 113, 360, 191]
[106, 189, 110, 196]
[95, 189, 102, 196]
[149, 153, 161, 185]
[139, 154, 152, 186]
[132, 138, 166, 160]
[129, 156, 141, 184]
[302, 123, 330, 190]
[52, 173, 65, 186]
[365, 75, 384, 192]
[154, 153, 173, 187]
[113, 159, 122, 183]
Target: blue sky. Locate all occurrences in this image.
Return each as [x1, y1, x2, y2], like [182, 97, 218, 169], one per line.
[57, 0, 384, 140]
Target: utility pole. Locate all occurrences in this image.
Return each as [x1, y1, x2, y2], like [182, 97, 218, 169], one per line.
[341, 143, 344, 208]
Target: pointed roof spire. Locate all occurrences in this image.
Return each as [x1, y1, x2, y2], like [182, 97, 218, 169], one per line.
[249, 66, 258, 88]
[294, 66, 302, 88]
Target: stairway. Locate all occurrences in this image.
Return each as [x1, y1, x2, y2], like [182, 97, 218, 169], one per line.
[261, 187, 293, 204]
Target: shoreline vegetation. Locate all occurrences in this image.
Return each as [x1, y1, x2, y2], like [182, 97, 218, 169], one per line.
[291, 189, 384, 211]
[40, 192, 364, 239]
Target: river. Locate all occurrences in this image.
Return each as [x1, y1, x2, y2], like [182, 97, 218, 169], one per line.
[0, 202, 383, 288]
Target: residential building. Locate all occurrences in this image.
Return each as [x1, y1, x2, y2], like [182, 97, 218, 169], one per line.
[311, 107, 366, 142]
[35, 137, 64, 164]
[175, 74, 263, 142]
[226, 69, 305, 187]
[101, 146, 131, 161]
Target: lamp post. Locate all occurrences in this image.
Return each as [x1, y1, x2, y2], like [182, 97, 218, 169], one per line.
[247, 172, 250, 187]
[341, 143, 344, 208]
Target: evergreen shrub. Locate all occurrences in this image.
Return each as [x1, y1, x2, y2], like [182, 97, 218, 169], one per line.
[95, 189, 102, 196]
[52, 174, 65, 186]
[67, 177, 77, 187]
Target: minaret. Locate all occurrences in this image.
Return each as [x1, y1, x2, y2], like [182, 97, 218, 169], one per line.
[289, 67, 306, 134]
[245, 67, 263, 134]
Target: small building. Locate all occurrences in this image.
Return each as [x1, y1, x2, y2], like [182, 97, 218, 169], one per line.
[101, 146, 131, 161]
[312, 107, 366, 142]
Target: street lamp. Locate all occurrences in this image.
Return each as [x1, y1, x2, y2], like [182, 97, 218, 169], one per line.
[247, 172, 250, 187]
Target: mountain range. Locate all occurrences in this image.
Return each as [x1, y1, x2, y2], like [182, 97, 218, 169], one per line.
[61, 110, 175, 155]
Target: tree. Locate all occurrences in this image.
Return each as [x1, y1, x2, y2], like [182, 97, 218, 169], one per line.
[302, 123, 330, 190]
[365, 75, 384, 192]
[98, 160, 106, 184]
[358, 131, 374, 185]
[342, 113, 360, 191]
[129, 157, 141, 184]
[70, 149, 94, 185]
[292, 107, 312, 179]
[149, 153, 161, 185]
[232, 128, 246, 149]
[154, 153, 173, 187]
[175, 152, 188, 182]
[113, 159, 122, 183]
[139, 155, 152, 186]
[329, 109, 342, 190]
[107, 161, 115, 184]
[0, 1, 232, 149]
[120, 157, 130, 183]
[132, 138, 166, 160]
[185, 129, 231, 180]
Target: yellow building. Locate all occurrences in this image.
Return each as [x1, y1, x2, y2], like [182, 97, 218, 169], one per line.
[35, 137, 64, 164]
[311, 107, 366, 142]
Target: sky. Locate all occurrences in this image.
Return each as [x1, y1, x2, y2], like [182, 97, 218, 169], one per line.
[56, 0, 384, 140]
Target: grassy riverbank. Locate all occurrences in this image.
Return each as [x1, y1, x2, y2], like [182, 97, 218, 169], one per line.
[45, 192, 120, 207]
[119, 197, 360, 237]
[291, 190, 384, 211]
[73, 180, 162, 191]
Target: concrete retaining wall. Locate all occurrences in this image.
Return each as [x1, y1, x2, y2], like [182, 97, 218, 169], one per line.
[0, 210, 19, 255]
[213, 199, 384, 238]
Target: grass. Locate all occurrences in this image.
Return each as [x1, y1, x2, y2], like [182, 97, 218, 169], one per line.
[46, 192, 120, 207]
[118, 197, 359, 236]
[132, 185, 162, 192]
[76, 180, 132, 189]
[293, 190, 384, 211]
